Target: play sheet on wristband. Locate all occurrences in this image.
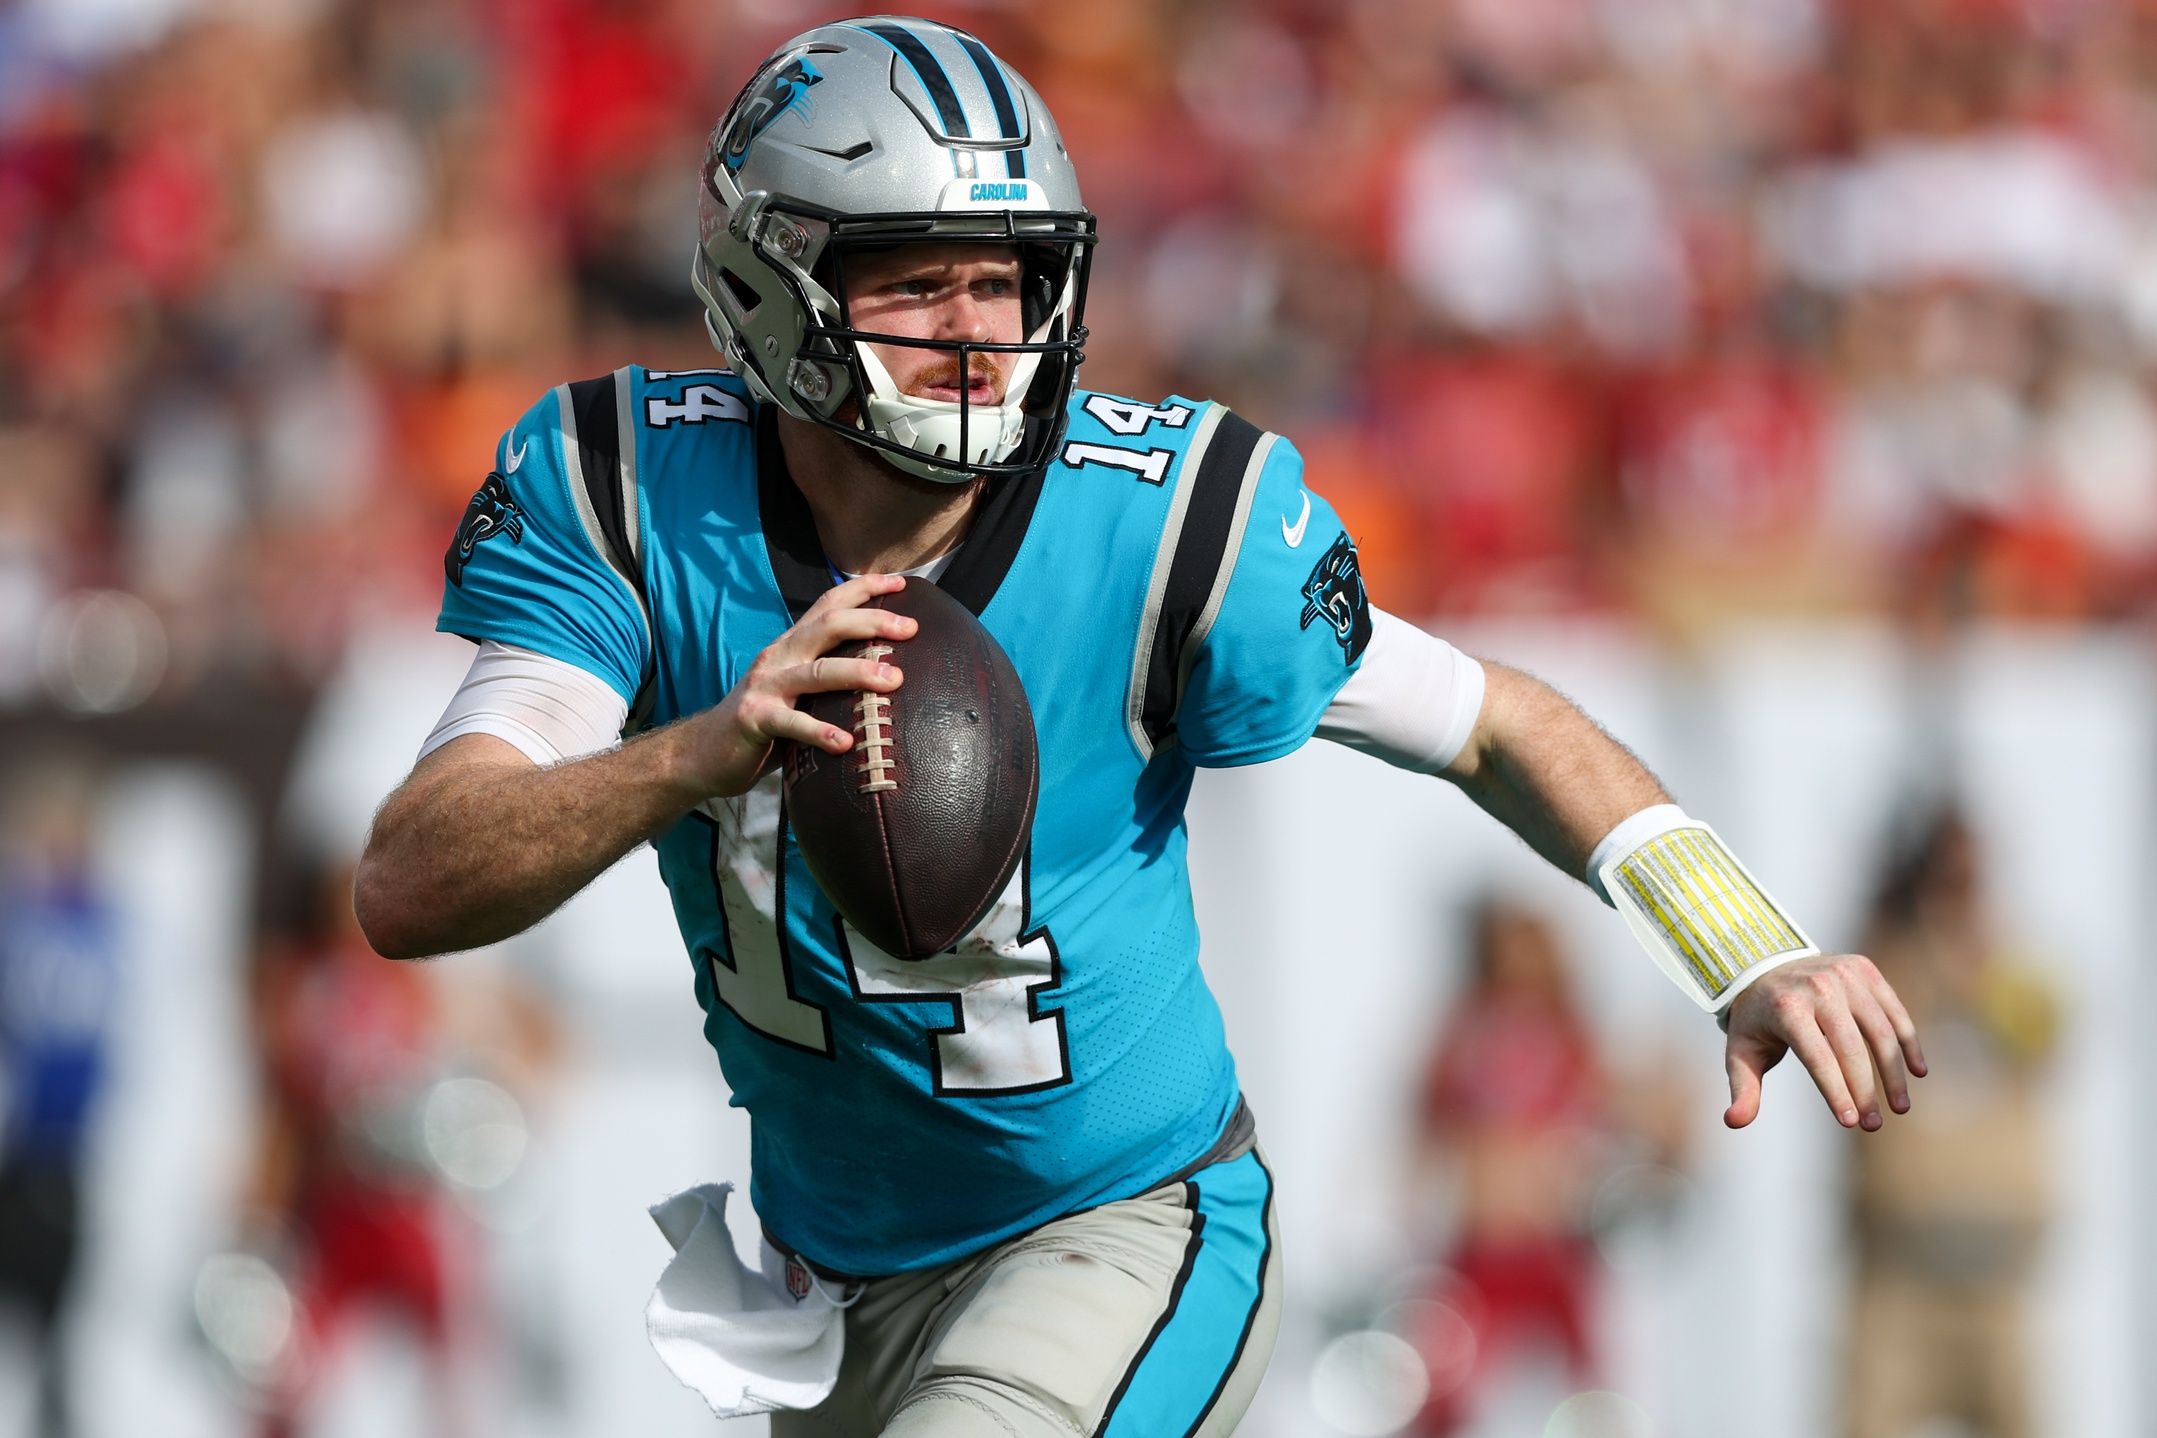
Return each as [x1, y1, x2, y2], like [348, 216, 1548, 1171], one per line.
[1599, 824, 1818, 1010]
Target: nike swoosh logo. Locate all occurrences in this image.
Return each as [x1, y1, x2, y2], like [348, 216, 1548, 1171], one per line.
[504, 437, 528, 474]
[1281, 489, 1311, 548]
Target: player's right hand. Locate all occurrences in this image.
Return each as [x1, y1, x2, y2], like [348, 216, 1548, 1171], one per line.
[678, 573, 915, 798]
[1721, 952, 1926, 1132]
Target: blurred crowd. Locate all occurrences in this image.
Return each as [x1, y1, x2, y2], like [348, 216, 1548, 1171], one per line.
[7, 0, 2157, 713]
[0, 7, 2126, 1433]
[1385, 808, 2061, 1438]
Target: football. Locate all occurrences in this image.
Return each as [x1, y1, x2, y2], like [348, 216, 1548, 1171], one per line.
[784, 578, 1039, 959]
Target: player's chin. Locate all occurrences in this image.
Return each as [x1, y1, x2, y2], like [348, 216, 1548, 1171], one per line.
[866, 445, 986, 496]
[832, 395, 997, 492]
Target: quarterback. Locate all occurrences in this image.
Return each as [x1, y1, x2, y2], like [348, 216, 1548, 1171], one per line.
[355, 17, 1924, 1436]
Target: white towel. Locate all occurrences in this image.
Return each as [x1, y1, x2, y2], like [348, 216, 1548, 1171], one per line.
[644, 1182, 855, 1418]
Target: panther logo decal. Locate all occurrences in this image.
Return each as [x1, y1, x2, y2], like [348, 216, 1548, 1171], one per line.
[721, 56, 825, 172]
[445, 471, 526, 588]
[1299, 531, 1371, 663]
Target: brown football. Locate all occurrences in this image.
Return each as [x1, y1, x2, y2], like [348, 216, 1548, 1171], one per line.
[783, 578, 1039, 959]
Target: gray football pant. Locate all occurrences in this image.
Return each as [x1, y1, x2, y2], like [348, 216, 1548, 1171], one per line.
[772, 1147, 1282, 1438]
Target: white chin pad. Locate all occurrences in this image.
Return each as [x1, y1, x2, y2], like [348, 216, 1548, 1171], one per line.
[853, 342, 1035, 476]
[862, 393, 1024, 469]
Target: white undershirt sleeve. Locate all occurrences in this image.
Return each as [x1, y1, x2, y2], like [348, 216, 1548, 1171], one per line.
[1316, 608, 1487, 774]
[420, 641, 631, 766]
[426, 611, 1484, 775]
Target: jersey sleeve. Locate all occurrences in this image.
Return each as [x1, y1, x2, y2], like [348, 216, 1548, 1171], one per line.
[1175, 429, 1369, 767]
[436, 386, 650, 705]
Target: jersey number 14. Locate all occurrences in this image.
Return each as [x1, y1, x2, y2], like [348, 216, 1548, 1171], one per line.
[693, 777, 1070, 1096]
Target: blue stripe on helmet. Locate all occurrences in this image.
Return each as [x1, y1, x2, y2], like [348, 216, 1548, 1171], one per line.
[953, 31, 1027, 180]
[863, 22, 970, 139]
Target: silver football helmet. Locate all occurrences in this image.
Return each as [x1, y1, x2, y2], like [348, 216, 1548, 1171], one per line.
[694, 17, 1095, 483]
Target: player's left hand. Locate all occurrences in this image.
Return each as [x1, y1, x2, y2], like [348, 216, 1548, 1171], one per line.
[1722, 954, 1926, 1131]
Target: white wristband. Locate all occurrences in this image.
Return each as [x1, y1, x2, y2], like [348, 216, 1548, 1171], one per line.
[1593, 808, 1818, 1014]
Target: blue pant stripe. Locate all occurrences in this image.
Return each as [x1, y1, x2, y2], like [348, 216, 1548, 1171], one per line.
[1098, 1149, 1274, 1438]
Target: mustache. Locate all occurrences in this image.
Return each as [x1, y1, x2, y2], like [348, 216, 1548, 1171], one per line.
[911, 353, 1005, 398]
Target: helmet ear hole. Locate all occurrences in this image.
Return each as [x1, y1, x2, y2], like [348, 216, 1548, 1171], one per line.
[720, 267, 762, 316]
[1018, 242, 1060, 330]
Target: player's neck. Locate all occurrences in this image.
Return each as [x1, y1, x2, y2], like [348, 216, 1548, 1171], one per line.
[778, 414, 985, 574]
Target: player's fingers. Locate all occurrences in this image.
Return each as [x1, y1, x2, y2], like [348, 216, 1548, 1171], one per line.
[1724, 1044, 1768, 1130]
[782, 654, 902, 699]
[810, 604, 919, 651]
[769, 602, 918, 666]
[739, 694, 853, 753]
[1783, 1016, 1860, 1128]
[803, 571, 908, 619]
[1849, 989, 1912, 1116]
[1821, 1003, 1883, 1130]
[1867, 968, 1928, 1079]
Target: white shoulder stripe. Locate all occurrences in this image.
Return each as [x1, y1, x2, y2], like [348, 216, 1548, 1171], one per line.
[1125, 403, 1227, 760]
[613, 364, 643, 569]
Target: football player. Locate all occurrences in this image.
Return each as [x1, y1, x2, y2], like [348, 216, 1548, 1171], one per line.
[354, 18, 1924, 1436]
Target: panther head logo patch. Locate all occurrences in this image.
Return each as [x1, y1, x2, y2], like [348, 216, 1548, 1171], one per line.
[445, 471, 526, 588]
[1299, 531, 1371, 663]
[721, 55, 825, 172]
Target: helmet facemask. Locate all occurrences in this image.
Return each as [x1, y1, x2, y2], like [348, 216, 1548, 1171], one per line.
[821, 229, 1090, 482]
[690, 24, 1097, 484]
[696, 166, 1095, 483]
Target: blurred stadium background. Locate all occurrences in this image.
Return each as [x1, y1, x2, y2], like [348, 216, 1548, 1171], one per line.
[1, 0, 2152, 1436]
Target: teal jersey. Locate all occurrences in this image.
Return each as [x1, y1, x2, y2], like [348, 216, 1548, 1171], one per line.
[438, 368, 1369, 1274]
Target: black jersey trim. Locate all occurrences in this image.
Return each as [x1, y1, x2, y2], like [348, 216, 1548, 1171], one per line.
[1137, 409, 1265, 750]
[1176, 431, 1277, 698]
[556, 373, 656, 729]
[610, 367, 646, 578]
[564, 374, 640, 600]
[935, 461, 1045, 617]
[1091, 1184, 1208, 1438]
[563, 370, 657, 731]
[610, 367, 661, 732]
[757, 402, 1046, 623]
[757, 403, 837, 624]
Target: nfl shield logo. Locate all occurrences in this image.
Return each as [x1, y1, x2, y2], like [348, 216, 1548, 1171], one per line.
[785, 1254, 812, 1302]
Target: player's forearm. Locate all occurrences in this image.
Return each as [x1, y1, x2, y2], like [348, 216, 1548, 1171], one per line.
[1442, 662, 1669, 882]
[355, 724, 713, 959]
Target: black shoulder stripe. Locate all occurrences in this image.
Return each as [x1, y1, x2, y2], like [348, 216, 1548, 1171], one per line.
[563, 371, 658, 734]
[937, 462, 1045, 617]
[757, 403, 835, 624]
[1138, 410, 1265, 749]
[565, 373, 642, 602]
